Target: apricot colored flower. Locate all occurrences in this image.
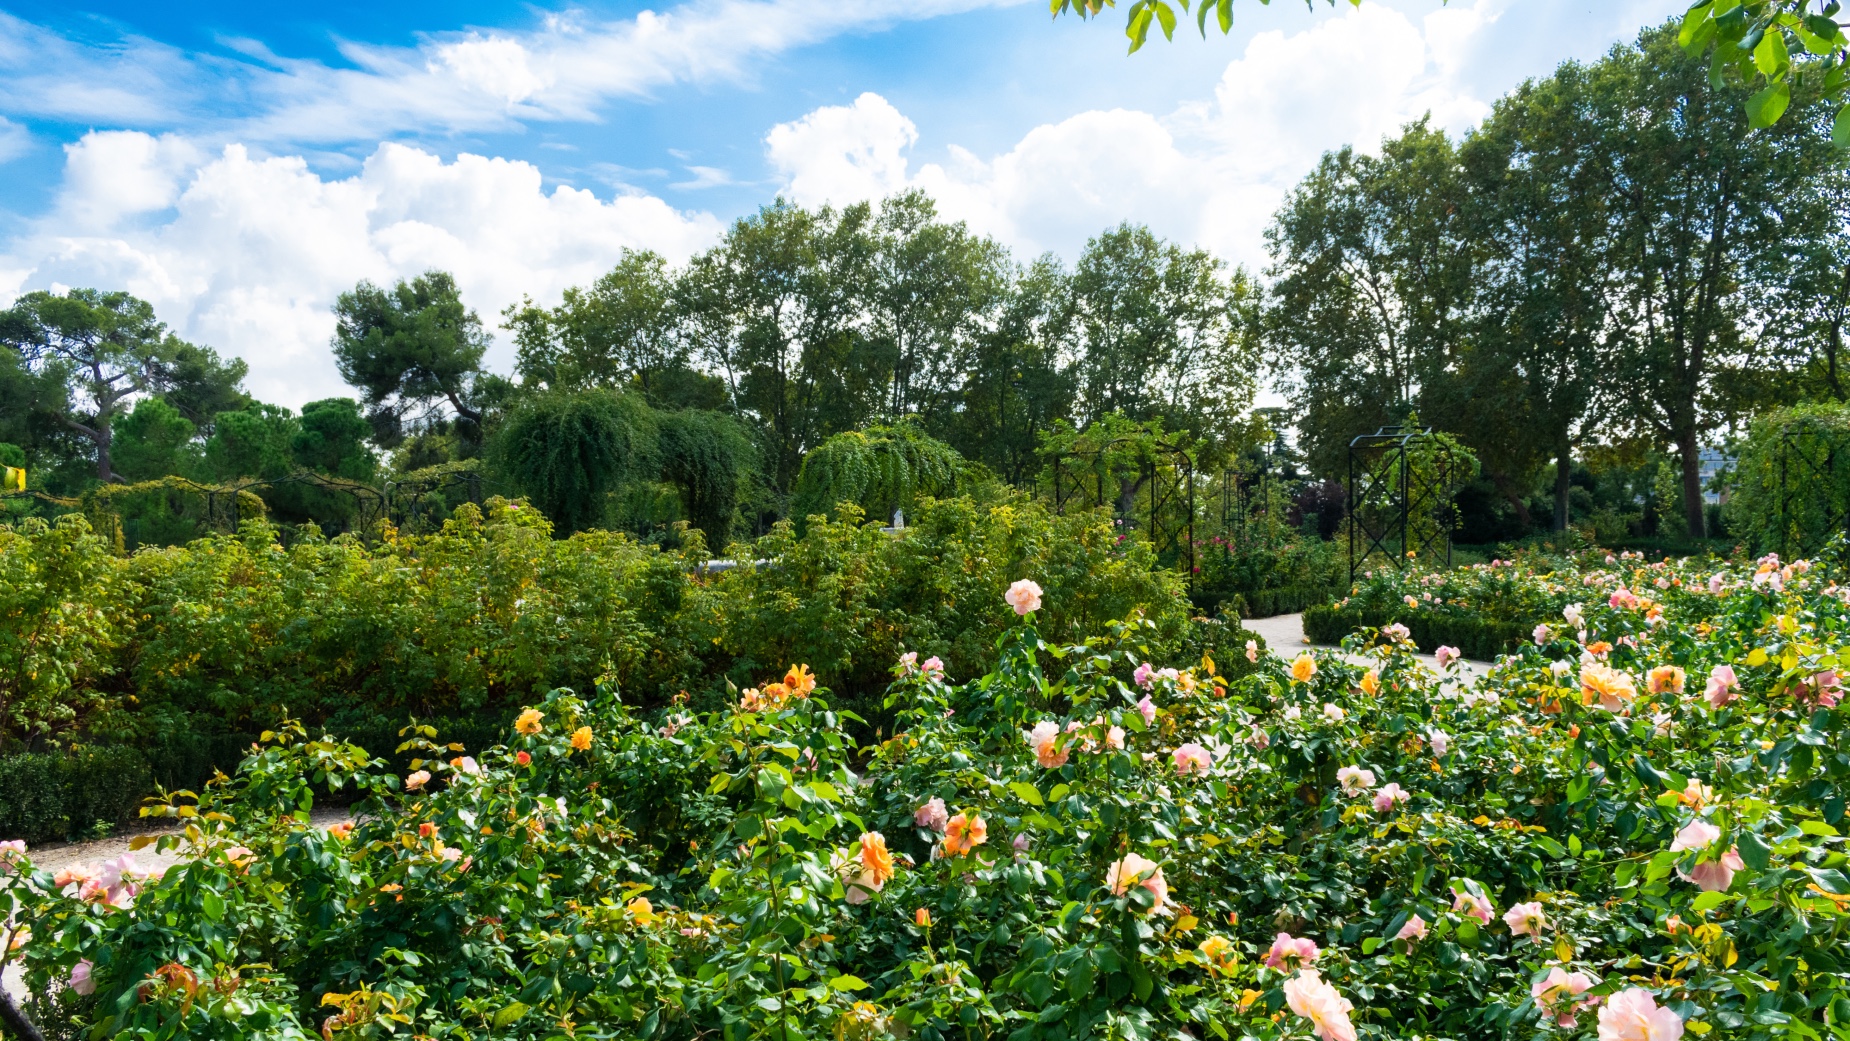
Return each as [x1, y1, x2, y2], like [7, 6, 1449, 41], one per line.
[1290, 653, 1318, 684]
[1105, 852, 1169, 914]
[1597, 988, 1684, 1041]
[1581, 663, 1638, 712]
[1359, 670, 1379, 696]
[328, 822, 354, 841]
[858, 832, 895, 886]
[1198, 935, 1235, 972]
[515, 709, 543, 735]
[785, 664, 817, 696]
[1263, 932, 1319, 970]
[915, 797, 949, 832]
[1647, 665, 1685, 695]
[570, 726, 593, 752]
[1283, 970, 1356, 1041]
[915, 907, 932, 927]
[626, 897, 656, 923]
[516, 750, 532, 766]
[943, 812, 987, 856]
[1173, 742, 1212, 776]
[404, 770, 431, 791]
[224, 846, 256, 872]
[1452, 890, 1493, 924]
[1394, 914, 1427, 942]
[1005, 579, 1043, 615]
[1503, 901, 1546, 938]
[1030, 720, 1069, 768]
[1245, 640, 1259, 663]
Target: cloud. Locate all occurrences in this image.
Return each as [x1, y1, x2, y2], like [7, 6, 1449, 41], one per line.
[3, 133, 724, 408]
[0, 0, 1029, 148]
[765, 0, 1505, 265]
[0, 116, 28, 163]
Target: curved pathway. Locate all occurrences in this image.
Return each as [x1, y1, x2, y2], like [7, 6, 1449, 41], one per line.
[1243, 612, 1492, 681]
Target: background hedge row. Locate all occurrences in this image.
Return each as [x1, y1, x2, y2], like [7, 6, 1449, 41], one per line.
[1300, 602, 1530, 661]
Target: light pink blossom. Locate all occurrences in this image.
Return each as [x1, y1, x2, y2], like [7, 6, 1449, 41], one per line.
[1704, 664, 1738, 708]
[69, 959, 95, 995]
[1136, 696, 1156, 726]
[1533, 624, 1551, 645]
[1283, 969, 1356, 1041]
[1394, 914, 1427, 942]
[405, 770, 431, 791]
[1597, 987, 1684, 1041]
[914, 798, 949, 832]
[921, 656, 945, 680]
[1173, 743, 1212, 776]
[1029, 721, 1068, 769]
[1245, 640, 1259, 663]
[1336, 766, 1375, 796]
[1263, 931, 1320, 970]
[1434, 646, 1460, 668]
[1532, 968, 1594, 1028]
[1104, 853, 1169, 914]
[1134, 662, 1156, 689]
[1248, 725, 1270, 750]
[1105, 725, 1125, 750]
[1005, 579, 1043, 615]
[1503, 901, 1546, 938]
[1452, 889, 1493, 924]
[1372, 783, 1409, 813]
[898, 651, 919, 674]
[1428, 730, 1450, 756]
[0, 840, 25, 874]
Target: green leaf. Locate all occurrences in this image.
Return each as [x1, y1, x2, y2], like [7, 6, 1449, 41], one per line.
[1748, 80, 1792, 127]
[1678, 2, 1714, 49]
[1361, 937, 1382, 955]
[1809, 867, 1850, 895]
[1692, 890, 1729, 912]
[1832, 105, 1850, 149]
[1754, 29, 1790, 75]
[828, 975, 870, 991]
[1010, 781, 1045, 807]
[1565, 775, 1592, 804]
[200, 889, 225, 922]
[1048, 783, 1071, 802]
[1800, 820, 1839, 837]
[1216, 0, 1232, 34]
[1739, 831, 1772, 871]
[492, 1003, 530, 1028]
[1151, 0, 1176, 42]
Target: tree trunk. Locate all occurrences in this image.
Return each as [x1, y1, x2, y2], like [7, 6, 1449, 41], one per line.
[1678, 429, 1706, 539]
[1554, 438, 1573, 532]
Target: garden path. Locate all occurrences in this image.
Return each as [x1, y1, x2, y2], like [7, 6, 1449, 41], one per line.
[1243, 612, 1492, 682]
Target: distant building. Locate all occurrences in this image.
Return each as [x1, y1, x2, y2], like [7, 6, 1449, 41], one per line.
[1698, 447, 1733, 505]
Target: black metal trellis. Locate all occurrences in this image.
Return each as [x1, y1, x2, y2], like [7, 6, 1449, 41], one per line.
[1216, 464, 1273, 548]
[1776, 419, 1850, 561]
[1051, 436, 1195, 591]
[385, 469, 488, 535]
[1346, 426, 1458, 583]
[226, 471, 389, 542]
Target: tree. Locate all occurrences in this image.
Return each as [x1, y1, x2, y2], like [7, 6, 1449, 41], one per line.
[1263, 122, 1474, 475]
[292, 398, 377, 482]
[495, 389, 656, 535]
[202, 404, 300, 482]
[863, 190, 1009, 424]
[789, 421, 963, 526]
[946, 256, 1078, 484]
[331, 272, 489, 448]
[1455, 63, 1620, 531]
[1068, 224, 1256, 449]
[0, 289, 246, 483]
[1595, 24, 1846, 537]
[110, 398, 197, 483]
[656, 409, 757, 549]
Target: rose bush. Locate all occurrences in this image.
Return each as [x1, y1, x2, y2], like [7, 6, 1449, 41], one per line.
[2, 552, 1848, 1039]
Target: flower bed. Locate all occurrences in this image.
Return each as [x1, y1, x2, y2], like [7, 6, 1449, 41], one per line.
[2, 555, 1847, 1039]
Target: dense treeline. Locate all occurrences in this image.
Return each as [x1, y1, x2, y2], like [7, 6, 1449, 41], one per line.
[2, 19, 1847, 550]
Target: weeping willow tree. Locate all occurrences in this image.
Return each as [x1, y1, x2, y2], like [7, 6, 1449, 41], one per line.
[657, 409, 756, 550]
[494, 389, 656, 535]
[790, 422, 963, 527]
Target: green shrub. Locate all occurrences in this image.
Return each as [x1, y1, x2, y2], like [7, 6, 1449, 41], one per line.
[0, 746, 150, 844]
[1302, 602, 1528, 659]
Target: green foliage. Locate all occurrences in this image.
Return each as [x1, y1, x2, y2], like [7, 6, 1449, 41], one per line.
[11, 549, 1850, 1038]
[292, 398, 376, 482]
[0, 746, 150, 844]
[331, 271, 489, 446]
[202, 403, 298, 481]
[495, 389, 656, 535]
[108, 398, 196, 483]
[1725, 402, 1850, 556]
[656, 408, 755, 548]
[790, 422, 963, 527]
[0, 516, 126, 747]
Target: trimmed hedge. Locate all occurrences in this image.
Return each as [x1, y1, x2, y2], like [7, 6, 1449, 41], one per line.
[1223, 583, 1345, 620]
[0, 746, 151, 845]
[1301, 602, 1530, 661]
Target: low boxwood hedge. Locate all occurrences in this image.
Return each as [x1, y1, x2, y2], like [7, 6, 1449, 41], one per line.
[0, 746, 151, 845]
[1302, 602, 1530, 661]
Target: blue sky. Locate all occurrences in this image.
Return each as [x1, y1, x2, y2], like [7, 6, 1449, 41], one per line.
[0, 0, 1682, 405]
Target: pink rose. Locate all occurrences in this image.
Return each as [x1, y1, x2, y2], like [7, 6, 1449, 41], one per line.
[1372, 783, 1409, 813]
[1532, 968, 1594, 1028]
[1394, 914, 1427, 942]
[1428, 730, 1450, 756]
[1533, 624, 1551, 646]
[405, 770, 431, 791]
[914, 797, 949, 832]
[1704, 664, 1738, 708]
[1005, 579, 1043, 615]
[921, 656, 945, 680]
[1029, 721, 1068, 769]
[1136, 695, 1156, 726]
[1173, 743, 1212, 776]
[1597, 987, 1684, 1041]
[1503, 900, 1545, 938]
[1283, 970, 1356, 1041]
[1434, 646, 1460, 668]
[1245, 640, 1259, 663]
[1263, 931, 1320, 970]
[1134, 662, 1156, 689]
[1452, 889, 1493, 924]
[69, 959, 95, 996]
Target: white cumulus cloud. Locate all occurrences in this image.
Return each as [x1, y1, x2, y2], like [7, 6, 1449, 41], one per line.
[4, 134, 724, 408]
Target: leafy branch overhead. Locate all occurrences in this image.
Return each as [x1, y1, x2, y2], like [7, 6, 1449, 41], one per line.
[1075, 0, 1850, 143]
